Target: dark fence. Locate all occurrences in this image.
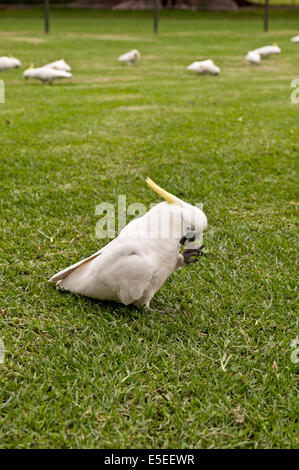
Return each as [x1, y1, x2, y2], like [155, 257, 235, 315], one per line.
[0, 0, 297, 7]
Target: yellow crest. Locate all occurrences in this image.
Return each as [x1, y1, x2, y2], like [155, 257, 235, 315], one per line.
[146, 177, 176, 204]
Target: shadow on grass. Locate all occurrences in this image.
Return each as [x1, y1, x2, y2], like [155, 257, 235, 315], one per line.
[48, 283, 147, 319]
[47, 281, 178, 322]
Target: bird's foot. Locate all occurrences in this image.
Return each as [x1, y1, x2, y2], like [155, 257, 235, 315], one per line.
[182, 245, 205, 265]
[144, 307, 167, 315]
[133, 304, 167, 315]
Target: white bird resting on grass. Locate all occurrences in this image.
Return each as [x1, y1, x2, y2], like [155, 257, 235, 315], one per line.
[43, 59, 71, 72]
[252, 44, 281, 58]
[0, 56, 21, 72]
[246, 50, 261, 65]
[23, 64, 72, 84]
[49, 178, 208, 310]
[118, 49, 141, 65]
[291, 35, 299, 43]
[187, 59, 220, 75]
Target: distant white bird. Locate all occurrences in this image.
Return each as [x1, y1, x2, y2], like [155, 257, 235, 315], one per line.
[187, 59, 220, 75]
[23, 64, 72, 84]
[44, 59, 71, 72]
[291, 35, 299, 43]
[0, 56, 21, 72]
[246, 50, 261, 65]
[253, 44, 281, 58]
[49, 178, 207, 309]
[118, 49, 141, 65]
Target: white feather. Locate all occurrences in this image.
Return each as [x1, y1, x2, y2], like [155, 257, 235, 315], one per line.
[118, 49, 141, 65]
[50, 184, 208, 308]
[0, 56, 21, 72]
[43, 59, 71, 72]
[187, 59, 220, 75]
[246, 50, 261, 65]
[253, 45, 281, 58]
[23, 66, 72, 84]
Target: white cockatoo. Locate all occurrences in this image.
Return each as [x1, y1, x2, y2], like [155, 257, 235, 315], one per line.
[0, 56, 21, 72]
[291, 35, 299, 43]
[49, 178, 208, 309]
[253, 44, 281, 58]
[246, 50, 261, 65]
[118, 49, 141, 65]
[43, 59, 71, 72]
[23, 64, 72, 84]
[187, 59, 220, 75]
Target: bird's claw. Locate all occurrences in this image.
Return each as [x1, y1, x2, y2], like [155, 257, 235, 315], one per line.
[143, 307, 167, 315]
[182, 245, 204, 265]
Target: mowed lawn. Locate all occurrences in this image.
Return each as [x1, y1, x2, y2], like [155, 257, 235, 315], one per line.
[0, 8, 298, 449]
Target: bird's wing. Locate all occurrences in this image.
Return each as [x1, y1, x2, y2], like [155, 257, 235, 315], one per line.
[44, 60, 71, 72]
[102, 246, 154, 304]
[49, 237, 119, 283]
[188, 63, 200, 72]
[51, 238, 155, 305]
[54, 70, 72, 78]
[118, 52, 130, 61]
[49, 251, 102, 283]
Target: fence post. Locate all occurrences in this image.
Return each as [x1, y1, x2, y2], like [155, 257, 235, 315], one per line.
[44, 0, 50, 34]
[154, 0, 159, 34]
[264, 0, 269, 32]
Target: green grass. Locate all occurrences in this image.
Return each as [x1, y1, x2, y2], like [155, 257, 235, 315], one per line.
[0, 8, 298, 449]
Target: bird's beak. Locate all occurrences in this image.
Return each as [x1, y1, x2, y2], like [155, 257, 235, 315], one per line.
[180, 231, 202, 247]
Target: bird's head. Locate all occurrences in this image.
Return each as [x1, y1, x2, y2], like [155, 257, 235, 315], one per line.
[272, 43, 281, 53]
[146, 177, 207, 243]
[23, 63, 34, 79]
[132, 50, 140, 60]
[9, 55, 21, 68]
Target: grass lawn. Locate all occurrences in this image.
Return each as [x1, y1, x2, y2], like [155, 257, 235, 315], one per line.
[0, 8, 298, 449]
